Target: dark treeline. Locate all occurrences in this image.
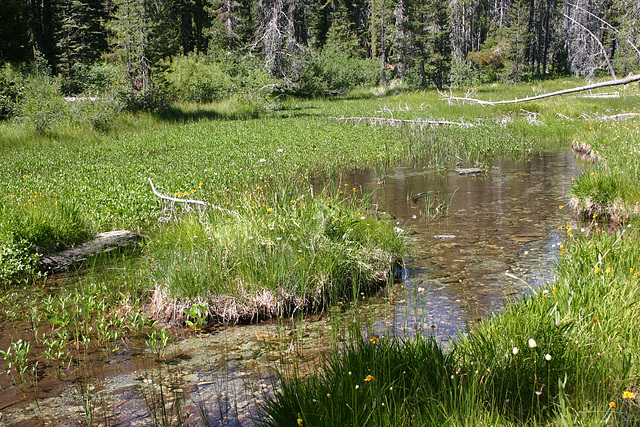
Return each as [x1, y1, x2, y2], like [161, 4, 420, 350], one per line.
[1, 0, 639, 99]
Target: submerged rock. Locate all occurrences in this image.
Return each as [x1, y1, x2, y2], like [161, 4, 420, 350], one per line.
[39, 230, 147, 273]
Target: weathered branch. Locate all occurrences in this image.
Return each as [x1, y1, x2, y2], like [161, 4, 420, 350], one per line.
[439, 74, 640, 105]
[328, 116, 473, 127]
[149, 178, 235, 217]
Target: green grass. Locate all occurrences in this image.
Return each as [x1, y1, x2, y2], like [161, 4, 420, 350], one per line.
[2, 76, 640, 424]
[146, 185, 404, 324]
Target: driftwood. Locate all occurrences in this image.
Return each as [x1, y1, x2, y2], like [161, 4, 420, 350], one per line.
[439, 74, 640, 106]
[39, 231, 147, 273]
[328, 116, 473, 127]
[148, 178, 235, 220]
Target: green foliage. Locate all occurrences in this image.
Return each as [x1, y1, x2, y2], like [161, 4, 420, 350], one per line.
[0, 195, 93, 254]
[163, 54, 235, 103]
[147, 186, 403, 322]
[0, 241, 40, 286]
[69, 95, 124, 132]
[449, 58, 481, 87]
[21, 76, 67, 134]
[315, 49, 379, 94]
[0, 64, 25, 120]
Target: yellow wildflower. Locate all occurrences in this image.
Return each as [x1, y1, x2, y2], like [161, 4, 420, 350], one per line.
[370, 337, 380, 344]
[623, 391, 635, 399]
[297, 417, 303, 426]
[267, 207, 273, 212]
[609, 401, 616, 408]
[559, 205, 564, 209]
[364, 375, 374, 382]
[606, 267, 612, 275]
[199, 182, 203, 186]
[594, 266, 600, 274]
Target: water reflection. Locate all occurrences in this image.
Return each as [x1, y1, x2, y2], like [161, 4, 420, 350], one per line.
[344, 150, 578, 342]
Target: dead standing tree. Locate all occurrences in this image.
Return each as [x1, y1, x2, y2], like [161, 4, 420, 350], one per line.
[251, 0, 305, 83]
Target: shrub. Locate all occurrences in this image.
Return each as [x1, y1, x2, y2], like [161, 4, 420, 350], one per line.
[0, 241, 40, 286]
[21, 75, 67, 133]
[0, 64, 25, 120]
[315, 48, 379, 94]
[449, 57, 481, 87]
[163, 54, 235, 103]
[69, 94, 124, 132]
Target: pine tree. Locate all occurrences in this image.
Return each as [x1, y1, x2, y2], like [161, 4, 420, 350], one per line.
[57, 0, 109, 91]
[0, 0, 32, 63]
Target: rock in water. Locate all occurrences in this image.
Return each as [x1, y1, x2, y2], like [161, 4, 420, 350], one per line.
[39, 231, 147, 273]
[453, 168, 483, 175]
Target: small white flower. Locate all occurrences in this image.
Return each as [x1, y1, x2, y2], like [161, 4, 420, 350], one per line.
[360, 216, 366, 220]
[412, 214, 417, 219]
[259, 158, 266, 162]
[512, 347, 519, 355]
[355, 385, 360, 389]
[417, 287, 425, 292]
[276, 148, 284, 152]
[545, 354, 552, 361]
[528, 338, 537, 348]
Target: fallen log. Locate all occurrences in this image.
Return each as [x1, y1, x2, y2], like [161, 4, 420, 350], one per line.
[39, 231, 147, 273]
[328, 116, 473, 127]
[439, 74, 640, 106]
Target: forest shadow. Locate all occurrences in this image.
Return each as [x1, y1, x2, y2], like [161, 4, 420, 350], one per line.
[158, 104, 318, 123]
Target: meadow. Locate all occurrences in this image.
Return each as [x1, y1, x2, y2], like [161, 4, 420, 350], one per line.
[0, 77, 639, 425]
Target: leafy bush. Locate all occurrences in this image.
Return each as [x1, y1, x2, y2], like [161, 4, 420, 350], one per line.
[0, 241, 40, 286]
[0, 64, 25, 120]
[69, 94, 124, 132]
[449, 57, 481, 87]
[315, 48, 379, 94]
[21, 76, 67, 133]
[163, 54, 235, 103]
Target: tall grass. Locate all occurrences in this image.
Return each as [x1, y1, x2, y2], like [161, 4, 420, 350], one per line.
[147, 185, 404, 325]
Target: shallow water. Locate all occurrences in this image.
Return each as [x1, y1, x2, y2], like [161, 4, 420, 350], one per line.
[0, 151, 578, 426]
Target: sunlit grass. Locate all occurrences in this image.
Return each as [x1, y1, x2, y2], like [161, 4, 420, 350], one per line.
[147, 185, 404, 324]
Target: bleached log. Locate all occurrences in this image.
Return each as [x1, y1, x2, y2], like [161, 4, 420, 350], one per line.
[439, 74, 640, 106]
[328, 116, 473, 127]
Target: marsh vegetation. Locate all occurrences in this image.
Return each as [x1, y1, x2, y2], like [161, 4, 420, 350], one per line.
[0, 77, 639, 425]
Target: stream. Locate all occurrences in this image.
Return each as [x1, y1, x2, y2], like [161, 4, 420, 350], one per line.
[0, 150, 579, 426]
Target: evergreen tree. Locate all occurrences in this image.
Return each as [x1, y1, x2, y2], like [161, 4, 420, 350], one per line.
[0, 0, 32, 63]
[57, 0, 110, 92]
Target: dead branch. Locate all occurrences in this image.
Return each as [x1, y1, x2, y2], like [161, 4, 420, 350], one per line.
[563, 13, 616, 80]
[328, 116, 473, 127]
[439, 74, 640, 105]
[148, 178, 235, 220]
[601, 113, 640, 121]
